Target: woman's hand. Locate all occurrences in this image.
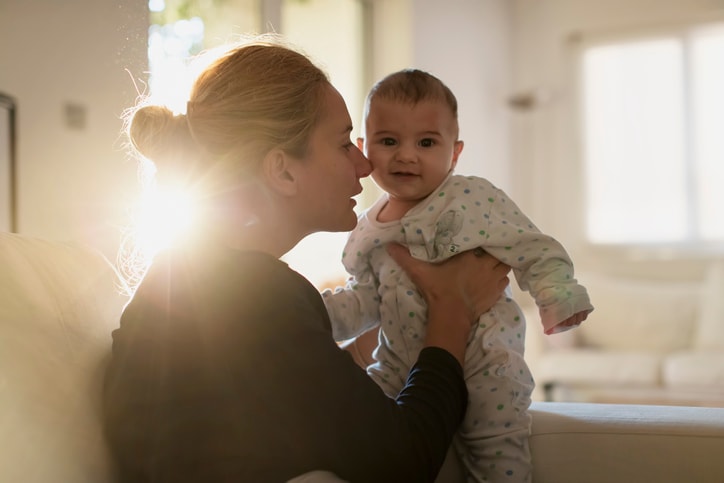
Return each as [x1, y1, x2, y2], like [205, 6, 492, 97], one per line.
[387, 243, 510, 365]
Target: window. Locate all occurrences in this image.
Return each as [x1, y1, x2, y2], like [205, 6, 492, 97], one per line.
[147, 0, 259, 113]
[580, 22, 724, 248]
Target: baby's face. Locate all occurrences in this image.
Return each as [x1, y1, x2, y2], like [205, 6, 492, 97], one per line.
[359, 98, 463, 212]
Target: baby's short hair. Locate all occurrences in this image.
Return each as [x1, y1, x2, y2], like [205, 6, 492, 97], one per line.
[365, 69, 458, 119]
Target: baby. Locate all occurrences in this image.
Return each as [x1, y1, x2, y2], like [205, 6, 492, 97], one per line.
[323, 69, 593, 482]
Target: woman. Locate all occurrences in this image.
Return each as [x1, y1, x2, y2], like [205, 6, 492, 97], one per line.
[103, 36, 510, 482]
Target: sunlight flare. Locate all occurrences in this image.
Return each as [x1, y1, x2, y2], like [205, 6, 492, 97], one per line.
[135, 183, 197, 256]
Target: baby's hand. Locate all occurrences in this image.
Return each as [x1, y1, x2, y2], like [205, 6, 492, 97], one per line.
[545, 310, 591, 335]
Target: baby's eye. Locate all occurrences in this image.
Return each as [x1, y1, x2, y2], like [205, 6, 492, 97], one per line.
[342, 142, 354, 151]
[381, 138, 397, 146]
[419, 138, 434, 147]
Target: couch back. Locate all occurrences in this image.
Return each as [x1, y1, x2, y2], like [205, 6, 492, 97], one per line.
[575, 274, 702, 352]
[0, 232, 128, 482]
[570, 266, 724, 354]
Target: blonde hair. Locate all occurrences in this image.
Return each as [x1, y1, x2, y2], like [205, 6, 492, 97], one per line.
[119, 37, 331, 292]
[127, 37, 330, 189]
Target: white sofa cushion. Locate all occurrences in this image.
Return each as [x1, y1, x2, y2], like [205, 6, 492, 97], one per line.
[664, 351, 724, 388]
[535, 349, 662, 386]
[694, 261, 724, 351]
[575, 274, 699, 352]
[0, 232, 128, 483]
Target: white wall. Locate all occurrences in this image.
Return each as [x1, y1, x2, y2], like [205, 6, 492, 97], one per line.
[409, 0, 512, 190]
[0, 0, 148, 259]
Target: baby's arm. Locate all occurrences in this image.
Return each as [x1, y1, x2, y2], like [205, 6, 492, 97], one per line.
[321, 271, 381, 342]
[524, 254, 593, 334]
[479, 187, 593, 334]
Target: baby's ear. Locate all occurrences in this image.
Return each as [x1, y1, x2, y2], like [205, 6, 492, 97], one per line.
[356, 137, 365, 151]
[452, 140, 464, 166]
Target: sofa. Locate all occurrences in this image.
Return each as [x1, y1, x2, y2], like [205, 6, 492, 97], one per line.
[521, 267, 724, 407]
[2, 230, 724, 482]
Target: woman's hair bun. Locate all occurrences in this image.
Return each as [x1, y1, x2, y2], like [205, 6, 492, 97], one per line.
[128, 104, 194, 169]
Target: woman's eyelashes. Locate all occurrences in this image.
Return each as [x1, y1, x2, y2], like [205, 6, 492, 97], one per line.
[342, 140, 355, 151]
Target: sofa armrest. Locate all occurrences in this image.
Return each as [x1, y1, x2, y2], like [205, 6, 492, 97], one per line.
[529, 402, 724, 483]
[0, 232, 129, 482]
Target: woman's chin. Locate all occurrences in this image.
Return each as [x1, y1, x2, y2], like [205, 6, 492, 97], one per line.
[318, 210, 359, 233]
[334, 214, 358, 233]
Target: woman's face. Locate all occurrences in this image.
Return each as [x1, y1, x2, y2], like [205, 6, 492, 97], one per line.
[292, 85, 371, 234]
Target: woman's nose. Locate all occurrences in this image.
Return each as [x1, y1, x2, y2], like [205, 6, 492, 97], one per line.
[353, 146, 372, 178]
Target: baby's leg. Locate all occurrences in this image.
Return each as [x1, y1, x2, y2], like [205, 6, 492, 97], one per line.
[455, 309, 535, 483]
[367, 358, 408, 398]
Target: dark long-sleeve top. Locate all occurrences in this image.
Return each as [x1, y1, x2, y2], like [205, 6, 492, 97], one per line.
[103, 241, 468, 482]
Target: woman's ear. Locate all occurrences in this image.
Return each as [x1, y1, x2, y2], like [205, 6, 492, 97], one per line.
[261, 148, 298, 197]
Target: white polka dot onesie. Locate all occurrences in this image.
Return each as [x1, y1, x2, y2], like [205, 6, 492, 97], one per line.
[323, 173, 593, 483]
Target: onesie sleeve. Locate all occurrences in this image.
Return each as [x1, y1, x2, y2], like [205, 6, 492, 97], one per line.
[479, 186, 594, 333]
[321, 271, 382, 341]
[321, 225, 386, 341]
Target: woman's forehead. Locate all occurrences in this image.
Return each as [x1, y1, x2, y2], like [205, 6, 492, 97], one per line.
[317, 85, 353, 133]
